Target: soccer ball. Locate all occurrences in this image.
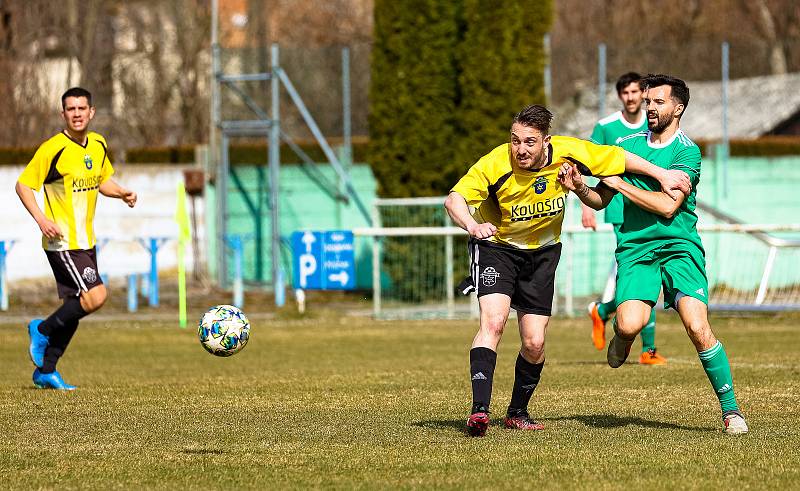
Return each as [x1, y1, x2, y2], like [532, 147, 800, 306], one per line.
[197, 305, 250, 357]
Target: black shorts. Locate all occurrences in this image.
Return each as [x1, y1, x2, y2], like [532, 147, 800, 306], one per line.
[44, 248, 103, 298]
[466, 239, 562, 316]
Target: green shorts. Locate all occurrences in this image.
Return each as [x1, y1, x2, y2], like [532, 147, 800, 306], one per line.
[615, 243, 708, 310]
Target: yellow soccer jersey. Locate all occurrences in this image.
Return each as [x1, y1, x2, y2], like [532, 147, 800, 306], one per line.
[18, 131, 115, 251]
[451, 135, 624, 249]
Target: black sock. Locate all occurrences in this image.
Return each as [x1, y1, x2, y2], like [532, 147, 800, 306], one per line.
[470, 347, 497, 413]
[41, 318, 80, 374]
[39, 297, 87, 374]
[38, 296, 88, 337]
[507, 354, 544, 415]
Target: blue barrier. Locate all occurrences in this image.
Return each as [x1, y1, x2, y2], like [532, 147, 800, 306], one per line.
[136, 237, 170, 307]
[0, 240, 15, 311]
[225, 235, 246, 308]
[127, 274, 138, 312]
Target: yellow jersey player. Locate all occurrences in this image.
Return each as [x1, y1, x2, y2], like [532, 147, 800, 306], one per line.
[15, 87, 137, 390]
[445, 104, 690, 436]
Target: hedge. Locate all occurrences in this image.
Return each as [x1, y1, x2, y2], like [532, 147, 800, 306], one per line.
[0, 138, 368, 165]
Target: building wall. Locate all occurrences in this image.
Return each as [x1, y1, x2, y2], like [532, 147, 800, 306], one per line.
[2, 164, 203, 283]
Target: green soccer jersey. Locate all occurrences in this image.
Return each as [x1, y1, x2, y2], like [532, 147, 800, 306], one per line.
[590, 111, 647, 224]
[614, 129, 703, 265]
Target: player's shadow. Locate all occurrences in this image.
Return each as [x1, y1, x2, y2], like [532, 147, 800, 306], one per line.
[412, 418, 515, 431]
[544, 414, 709, 432]
[180, 448, 227, 455]
[413, 414, 710, 433]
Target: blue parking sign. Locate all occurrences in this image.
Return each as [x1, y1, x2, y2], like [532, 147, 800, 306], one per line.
[291, 230, 355, 290]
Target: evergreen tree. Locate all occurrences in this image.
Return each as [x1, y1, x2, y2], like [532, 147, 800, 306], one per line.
[368, 0, 462, 198]
[456, 0, 553, 168]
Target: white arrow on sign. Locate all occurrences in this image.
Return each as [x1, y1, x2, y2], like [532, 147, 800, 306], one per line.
[328, 271, 349, 286]
[302, 231, 316, 253]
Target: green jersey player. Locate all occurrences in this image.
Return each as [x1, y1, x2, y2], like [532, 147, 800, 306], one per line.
[558, 74, 748, 435]
[583, 73, 664, 364]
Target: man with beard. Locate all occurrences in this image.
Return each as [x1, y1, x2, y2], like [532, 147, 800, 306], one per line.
[557, 75, 748, 434]
[444, 103, 691, 436]
[583, 72, 666, 365]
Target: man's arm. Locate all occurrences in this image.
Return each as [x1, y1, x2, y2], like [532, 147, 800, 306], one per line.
[623, 150, 690, 200]
[558, 164, 615, 210]
[99, 179, 137, 208]
[580, 202, 597, 230]
[601, 175, 685, 219]
[444, 191, 496, 239]
[15, 181, 62, 238]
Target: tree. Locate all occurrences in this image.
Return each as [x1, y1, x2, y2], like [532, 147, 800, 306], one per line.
[457, 0, 553, 168]
[368, 0, 462, 197]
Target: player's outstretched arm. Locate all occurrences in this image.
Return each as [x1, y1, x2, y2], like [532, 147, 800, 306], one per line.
[601, 175, 685, 219]
[99, 179, 137, 208]
[558, 163, 613, 211]
[15, 181, 62, 238]
[622, 150, 690, 200]
[444, 192, 496, 239]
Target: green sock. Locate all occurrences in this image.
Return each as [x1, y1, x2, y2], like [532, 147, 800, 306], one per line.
[640, 309, 656, 352]
[698, 341, 739, 413]
[597, 299, 616, 321]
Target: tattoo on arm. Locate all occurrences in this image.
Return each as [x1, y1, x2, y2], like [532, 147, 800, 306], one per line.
[576, 183, 590, 199]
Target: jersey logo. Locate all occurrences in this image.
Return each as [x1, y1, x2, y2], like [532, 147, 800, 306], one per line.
[532, 176, 548, 194]
[480, 267, 500, 286]
[695, 288, 705, 297]
[84, 154, 93, 170]
[82, 267, 97, 284]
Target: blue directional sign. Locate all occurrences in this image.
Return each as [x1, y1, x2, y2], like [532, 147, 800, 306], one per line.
[291, 230, 355, 290]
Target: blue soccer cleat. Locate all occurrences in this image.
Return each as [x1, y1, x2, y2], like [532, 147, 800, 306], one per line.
[32, 369, 76, 391]
[27, 319, 48, 368]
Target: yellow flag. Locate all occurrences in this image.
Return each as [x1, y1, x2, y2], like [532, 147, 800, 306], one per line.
[176, 181, 190, 327]
[176, 182, 191, 244]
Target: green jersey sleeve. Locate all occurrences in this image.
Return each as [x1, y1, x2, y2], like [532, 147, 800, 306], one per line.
[589, 122, 605, 145]
[669, 145, 702, 187]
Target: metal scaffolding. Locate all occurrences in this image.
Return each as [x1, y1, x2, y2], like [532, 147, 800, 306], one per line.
[210, 0, 371, 303]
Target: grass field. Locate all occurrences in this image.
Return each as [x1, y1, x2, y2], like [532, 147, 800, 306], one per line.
[2, 311, 799, 489]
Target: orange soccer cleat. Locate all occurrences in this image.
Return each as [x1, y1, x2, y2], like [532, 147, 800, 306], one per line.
[588, 301, 607, 350]
[638, 348, 667, 365]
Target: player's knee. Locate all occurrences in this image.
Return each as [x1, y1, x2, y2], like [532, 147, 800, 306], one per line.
[614, 312, 640, 340]
[683, 318, 711, 341]
[480, 313, 507, 337]
[521, 336, 545, 360]
[82, 286, 107, 313]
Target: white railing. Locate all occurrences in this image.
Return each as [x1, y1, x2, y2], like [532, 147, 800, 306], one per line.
[354, 223, 800, 319]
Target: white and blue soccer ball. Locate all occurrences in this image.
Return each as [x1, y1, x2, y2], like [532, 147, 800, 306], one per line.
[197, 305, 250, 357]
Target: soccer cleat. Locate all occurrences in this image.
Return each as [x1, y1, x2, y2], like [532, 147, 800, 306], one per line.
[723, 411, 749, 435]
[607, 334, 633, 368]
[638, 348, 667, 365]
[504, 411, 544, 431]
[27, 319, 48, 368]
[32, 369, 76, 391]
[588, 302, 607, 350]
[466, 411, 490, 437]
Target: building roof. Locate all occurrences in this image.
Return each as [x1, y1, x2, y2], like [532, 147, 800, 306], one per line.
[555, 72, 800, 141]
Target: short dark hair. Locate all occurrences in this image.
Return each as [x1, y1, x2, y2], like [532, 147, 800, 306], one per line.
[641, 74, 689, 111]
[512, 104, 553, 135]
[61, 87, 93, 109]
[615, 72, 642, 95]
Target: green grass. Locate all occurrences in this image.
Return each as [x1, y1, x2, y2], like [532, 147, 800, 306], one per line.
[2, 313, 799, 489]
